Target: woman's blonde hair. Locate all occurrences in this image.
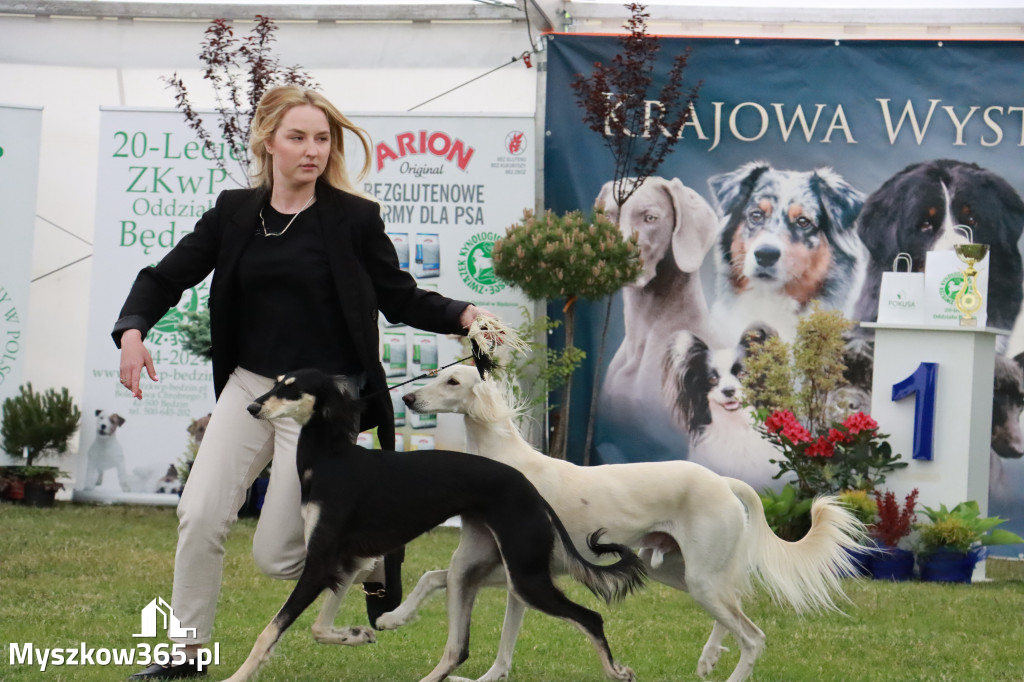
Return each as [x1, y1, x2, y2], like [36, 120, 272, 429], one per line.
[249, 85, 372, 194]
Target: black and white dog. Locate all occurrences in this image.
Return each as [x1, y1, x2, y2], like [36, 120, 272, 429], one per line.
[853, 158, 1024, 334]
[708, 161, 865, 344]
[661, 325, 784, 491]
[225, 369, 645, 682]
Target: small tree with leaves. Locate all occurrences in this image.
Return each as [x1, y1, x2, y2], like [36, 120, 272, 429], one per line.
[163, 15, 318, 188]
[493, 209, 642, 459]
[742, 305, 852, 432]
[570, 2, 701, 460]
[167, 16, 315, 350]
[2, 384, 81, 467]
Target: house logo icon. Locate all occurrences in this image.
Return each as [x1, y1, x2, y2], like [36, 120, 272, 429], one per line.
[133, 597, 197, 639]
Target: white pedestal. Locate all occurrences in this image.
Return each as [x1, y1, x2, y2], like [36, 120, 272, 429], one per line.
[863, 322, 1007, 515]
[864, 322, 1007, 582]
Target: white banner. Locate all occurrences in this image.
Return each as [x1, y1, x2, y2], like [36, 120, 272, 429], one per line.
[0, 104, 43, 457]
[75, 108, 228, 504]
[352, 113, 536, 452]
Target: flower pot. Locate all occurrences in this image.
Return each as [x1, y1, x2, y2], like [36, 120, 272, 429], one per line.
[844, 546, 873, 576]
[870, 547, 915, 581]
[918, 548, 980, 584]
[2, 477, 26, 502]
[22, 482, 57, 508]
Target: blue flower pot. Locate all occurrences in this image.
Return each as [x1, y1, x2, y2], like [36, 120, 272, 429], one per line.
[918, 547, 983, 584]
[844, 546, 874, 576]
[870, 547, 915, 581]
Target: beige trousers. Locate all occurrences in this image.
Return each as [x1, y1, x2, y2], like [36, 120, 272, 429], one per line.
[170, 367, 367, 644]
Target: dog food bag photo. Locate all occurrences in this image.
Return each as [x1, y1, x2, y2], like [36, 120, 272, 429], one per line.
[877, 253, 925, 324]
[413, 232, 441, 278]
[410, 434, 435, 450]
[413, 333, 439, 372]
[409, 382, 438, 429]
[356, 432, 375, 449]
[387, 231, 410, 270]
[390, 383, 406, 427]
[382, 331, 408, 377]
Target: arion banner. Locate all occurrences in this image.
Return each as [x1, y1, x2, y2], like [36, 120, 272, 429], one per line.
[544, 35, 1024, 554]
[0, 104, 42, 436]
[349, 113, 536, 453]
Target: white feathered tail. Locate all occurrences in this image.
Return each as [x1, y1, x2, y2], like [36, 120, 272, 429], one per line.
[727, 478, 868, 613]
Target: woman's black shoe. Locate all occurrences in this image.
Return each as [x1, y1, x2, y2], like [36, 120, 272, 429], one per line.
[129, 660, 207, 679]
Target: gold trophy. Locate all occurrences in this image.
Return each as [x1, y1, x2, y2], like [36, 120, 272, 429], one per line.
[953, 241, 989, 327]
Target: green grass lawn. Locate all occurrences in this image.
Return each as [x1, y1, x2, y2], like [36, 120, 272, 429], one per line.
[1, 503, 1022, 682]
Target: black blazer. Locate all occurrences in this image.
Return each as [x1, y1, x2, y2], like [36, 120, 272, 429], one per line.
[112, 180, 471, 448]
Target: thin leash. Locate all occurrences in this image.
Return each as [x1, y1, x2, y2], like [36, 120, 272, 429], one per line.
[359, 352, 477, 403]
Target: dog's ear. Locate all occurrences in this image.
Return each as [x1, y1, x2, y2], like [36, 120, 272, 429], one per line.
[811, 167, 864, 238]
[1013, 351, 1024, 374]
[319, 380, 361, 437]
[738, 322, 778, 353]
[111, 414, 125, 427]
[707, 161, 770, 216]
[663, 177, 718, 273]
[855, 168, 911, 262]
[662, 330, 712, 436]
[95, 409, 102, 417]
[471, 338, 496, 379]
[595, 180, 616, 212]
[468, 378, 509, 423]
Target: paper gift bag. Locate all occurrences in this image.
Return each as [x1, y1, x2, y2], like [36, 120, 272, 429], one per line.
[877, 253, 925, 324]
[923, 247, 989, 327]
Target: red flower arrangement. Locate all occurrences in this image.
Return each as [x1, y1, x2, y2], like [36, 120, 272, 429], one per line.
[871, 488, 920, 548]
[760, 409, 905, 496]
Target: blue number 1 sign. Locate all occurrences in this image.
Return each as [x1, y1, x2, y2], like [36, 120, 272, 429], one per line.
[891, 362, 938, 461]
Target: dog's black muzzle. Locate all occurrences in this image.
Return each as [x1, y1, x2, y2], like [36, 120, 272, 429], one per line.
[247, 402, 262, 417]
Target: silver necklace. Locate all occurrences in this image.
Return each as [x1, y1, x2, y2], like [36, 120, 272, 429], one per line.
[260, 193, 315, 237]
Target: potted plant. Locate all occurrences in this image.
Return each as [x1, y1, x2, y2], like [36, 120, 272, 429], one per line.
[492, 207, 641, 459]
[914, 500, 1024, 583]
[758, 482, 813, 542]
[837, 489, 879, 575]
[1, 383, 81, 507]
[745, 307, 907, 501]
[869, 488, 919, 581]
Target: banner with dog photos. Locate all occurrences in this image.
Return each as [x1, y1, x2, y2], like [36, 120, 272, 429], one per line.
[75, 108, 226, 505]
[0, 104, 42, 438]
[348, 113, 536, 453]
[544, 35, 1024, 554]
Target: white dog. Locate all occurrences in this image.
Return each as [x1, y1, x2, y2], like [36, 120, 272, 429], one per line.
[84, 410, 129, 491]
[387, 365, 865, 682]
[596, 177, 721, 406]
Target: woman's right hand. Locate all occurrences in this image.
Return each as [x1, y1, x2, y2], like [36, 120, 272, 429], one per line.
[119, 329, 158, 399]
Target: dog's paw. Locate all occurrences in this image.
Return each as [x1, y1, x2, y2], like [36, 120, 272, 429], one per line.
[696, 644, 728, 677]
[373, 610, 408, 630]
[311, 624, 377, 646]
[609, 662, 636, 682]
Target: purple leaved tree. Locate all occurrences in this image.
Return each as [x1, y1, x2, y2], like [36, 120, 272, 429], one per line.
[570, 3, 701, 463]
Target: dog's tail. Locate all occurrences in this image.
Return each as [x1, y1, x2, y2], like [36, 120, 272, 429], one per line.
[543, 499, 647, 604]
[726, 478, 868, 613]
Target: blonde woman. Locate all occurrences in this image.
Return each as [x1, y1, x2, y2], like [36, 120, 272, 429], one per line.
[115, 86, 486, 679]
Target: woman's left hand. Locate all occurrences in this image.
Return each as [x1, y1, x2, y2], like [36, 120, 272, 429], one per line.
[459, 304, 494, 329]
